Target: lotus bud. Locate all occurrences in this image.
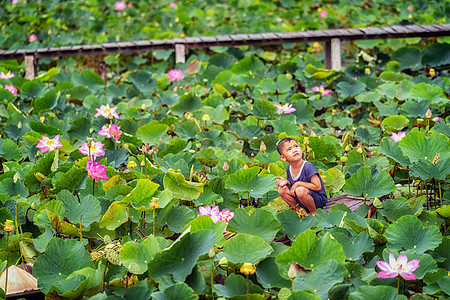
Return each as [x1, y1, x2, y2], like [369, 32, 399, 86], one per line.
[260, 141, 266, 152]
[209, 247, 215, 259]
[243, 163, 248, 169]
[18, 121, 22, 129]
[340, 156, 348, 162]
[219, 257, 228, 269]
[429, 68, 435, 77]
[3, 220, 14, 232]
[141, 104, 147, 110]
[40, 116, 45, 123]
[223, 160, 229, 171]
[425, 108, 432, 119]
[240, 263, 255, 275]
[122, 143, 129, 151]
[140, 159, 146, 167]
[34, 172, 47, 182]
[356, 148, 363, 154]
[364, 68, 371, 75]
[288, 263, 297, 279]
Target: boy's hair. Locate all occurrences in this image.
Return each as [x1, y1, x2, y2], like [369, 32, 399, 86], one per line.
[277, 138, 297, 155]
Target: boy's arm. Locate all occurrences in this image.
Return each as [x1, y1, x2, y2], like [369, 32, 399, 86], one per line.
[290, 174, 322, 192]
[276, 177, 290, 187]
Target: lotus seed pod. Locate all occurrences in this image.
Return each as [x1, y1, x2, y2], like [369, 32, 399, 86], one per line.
[104, 235, 112, 244]
[278, 288, 292, 300]
[106, 245, 121, 265]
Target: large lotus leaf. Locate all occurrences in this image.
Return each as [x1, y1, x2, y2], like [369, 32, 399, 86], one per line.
[355, 91, 381, 103]
[336, 81, 366, 98]
[271, 119, 302, 137]
[410, 158, 449, 180]
[230, 55, 265, 77]
[292, 100, 315, 124]
[304, 64, 335, 79]
[275, 230, 345, 275]
[0, 87, 16, 102]
[21, 79, 46, 98]
[33, 237, 94, 294]
[293, 259, 347, 300]
[68, 264, 104, 297]
[152, 282, 196, 300]
[276, 211, 320, 240]
[379, 71, 404, 82]
[409, 83, 445, 103]
[147, 230, 215, 281]
[399, 99, 430, 117]
[0, 178, 28, 198]
[157, 202, 195, 232]
[48, 275, 89, 299]
[349, 285, 407, 300]
[366, 218, 387, 245]
[68, 117, 91, 140]
[57, 190, 100, 227]
[385, 215, 442, 253]
[99, 202, 128, 230]
[376, 81, 414, 100]
[223, 233, 273, 264]
[52, 166, 86, 194]
[378, 138, 410, 167]
[128, 70, 156, 94]
[375, 100, 398, 116]
[253, 99, 278, 119]
[68, 85, 92, 99]
[391, 47, 422, 70]
[171, 94, 203, 116]
[434, 237, 450, 270]
[225, 166, 276, 199]
[120, 285, 153, 300]
[119, 235, 161, 274]
[214, 273, 265, 298]
[398, 131, 449, 163]
[255, 257, 290, 289]
[183, 215, 226, 247]
[259, 74, 292, 95]
[29, 121, 63, 136]
[34, 90, 58, 114]
[201, 104, 229, 124]
[163, 169, 203, 200]
[24, 149, 57, 190]
[71, 69, 105, 92]
[332, 232, 374, 261]
[344, 166, 395, 198]
[422, 43, 450, 66]
[227, 208, 282, 243]
[320, 168, 345, 195]
[46, 209, 80, 236]
[380, 115, 409, 132]
[120, 178, 159, 206]
[433, 120, 450, 137]
[135, 120, 168, 145]
[289, 291, 321, 300]
[377, 199, 414, 222]
[35, 67, 60, 82]
[355, 126, 380, 146]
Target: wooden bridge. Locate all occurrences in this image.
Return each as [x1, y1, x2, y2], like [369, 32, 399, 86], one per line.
[0, 23, 449, 79]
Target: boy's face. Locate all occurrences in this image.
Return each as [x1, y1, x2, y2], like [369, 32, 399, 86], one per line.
[280, 140, 303, 162]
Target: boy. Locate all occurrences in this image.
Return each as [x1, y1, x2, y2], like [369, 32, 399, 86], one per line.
[275, 138, 327, 216]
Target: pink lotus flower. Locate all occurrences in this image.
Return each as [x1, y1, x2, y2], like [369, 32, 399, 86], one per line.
[425, 108, 432, 119]
[12, 0, 19, 4]
[311, 84, 332, 96]
[4, 84, 17, 96]
[114, 1, 126, 11]
[0, 71, 15, 79]
[274, 103, 296, 114]
[407, 5, 413, 12]
[29, 34, 37, 42]
[98, 124, 122, 141]
[94, 104, 120, 119]
[432, 117, 442, 122]
[36, 135, 63, 153]
[168, 69, 184, 82]
[170, 2, 177, 8]
[391, 131, 406, 142]
[319, 9, 328, 18]
[86, 160, 109, 182]
[198, 205, 234, 232]
[78, 141, 105, 160]
[127, 3, 132, 7]
[376, 252, 420, 280]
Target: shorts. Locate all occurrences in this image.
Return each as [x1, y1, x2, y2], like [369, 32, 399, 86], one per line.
[293, 190, 327, 214]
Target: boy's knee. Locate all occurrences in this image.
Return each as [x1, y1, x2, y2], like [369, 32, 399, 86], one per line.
[278, 186, 289, 196]
[294, 186, 309, 198]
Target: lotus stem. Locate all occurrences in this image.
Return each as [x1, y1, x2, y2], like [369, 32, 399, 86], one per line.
[102, 261, 108, 293]
[397, 276, 400, 295]
[93, 180, 95, 196]
[211, 258, 215, 300]
[246, 274, 249, 300]
[247, 191, 250, 207]
[144, 154, 148, 179]
[291, 279, 295, 293]
[80, 216, 83, 242]
[439, 181, 442, 207]
[153, 208, 156, 236]
[15, 202, 23, 267]
[5, 232, 9, 295]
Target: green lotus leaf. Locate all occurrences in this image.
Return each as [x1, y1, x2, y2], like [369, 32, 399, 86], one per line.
[355, 126, 380, 146]
[49, 274, 89, 299]
[336, 80, 366, 98]
[436, 205, 450, 220]
[183, 215, 226, 247]
[292, 100, 315, 124]
[258, 74, 292, 95]
[380, 115, 409, 132]
[375, 100, 399, 116]
[52, 166, 86, 194]
[275, 229, 345, 275]
[119, 235, 161, 274]
[320, 168, 345, 195]
[333, 117, 353, 130]
[171, 94, 203, 116]
[271, 119, 302, 136]
[68, 264, 104, 297]
[225, 166, 276, 199]
[253, 99, 278, 119]
[201, 104, 230, 124]
[377, 199, 414, 222]
[120, 178, 159, 206]
[343, 213, 367, 234]
[276, 211, 320, 240]
[214, 273, 265, 298]
[289, 291, 321, 300]
[68, 117, 92, 140]
[293, 259, 347, 300]
[343, 166, 395, 198]
[227, 208, 282, 243]
[21, 79, 46, 98]
[313, 209, 345, 228]
[152, 282, 196, 300]
[255, 257, 290, 289]
[29, 121, 64, 136]
[35, 67, 60, 82]
[128, 70, 156, 94]
[46, 209, 80, 236]
[24, 150, 57, 191]
[230, 55, 265, 77]
[366, 218, 387, 244]
[349, 285, 407, 300]
[0, 87, 17, 102]
[385, 215, 442, 253]
[355, 91, 381, 103]
[379, 71, 404, 82]
[157, 203, 195, 232]
[0, 178, 28, 198]
[332, 232, 374, 261]
[57, 190, 100, 227]
[410, 158, 449, 180]
[304, 64, 335, 79]
[398, 131, 448, 163]
[71, 69, 105, 92]
[399, 99, 430, 117]
[99, 201, 128, 230]
[147, 230, 215, 281]
[33, 237, 94, 294]
[379, 137, 410, 168]
[135, 120, 169, 146]
[266, 162, 286, 178]
[223, 233, 273, 264]
[68, 86, 92, 99]
[422, 43, 450, 66]
[376, 81, 414, 100]
[409, 83, 445, 103]
[432, 120, 450, 137]
[34, 90, 58, 114]
[163, 169, 203, 200]
[391, 47, 422, 70]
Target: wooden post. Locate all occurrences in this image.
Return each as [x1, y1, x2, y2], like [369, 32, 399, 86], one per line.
[25, 55, 37, 79]
[175, 44, 186, 64]
[324, 38, 341, 71]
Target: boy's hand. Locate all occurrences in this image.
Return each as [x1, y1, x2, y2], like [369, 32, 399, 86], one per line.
[276, 177, 289, 187]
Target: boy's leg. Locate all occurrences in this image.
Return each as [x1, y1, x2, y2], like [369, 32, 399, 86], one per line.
[293, 186, 317, 215]
[278, 186, 301, 212]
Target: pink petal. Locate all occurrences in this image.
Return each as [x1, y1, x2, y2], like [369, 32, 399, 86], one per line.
[399, 271, 417, 281]
[389, 252, 397, 268]
[311, 86, 320, 92]
[405, 260, 420, 272]
[376, 270, 398, 278]
[376, 261, 391, 272]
